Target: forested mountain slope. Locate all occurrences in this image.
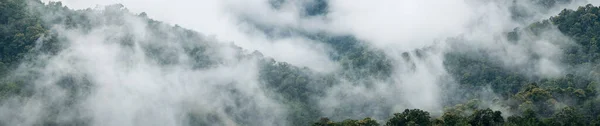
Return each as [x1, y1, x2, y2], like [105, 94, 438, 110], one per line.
[2, 0, 600, 126]
[320, 3, 600, 126]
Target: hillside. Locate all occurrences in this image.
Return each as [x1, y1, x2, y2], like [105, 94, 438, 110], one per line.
[1, 0, 600, 126]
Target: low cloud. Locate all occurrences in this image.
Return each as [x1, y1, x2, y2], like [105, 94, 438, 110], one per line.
[9, 0, 600, 125]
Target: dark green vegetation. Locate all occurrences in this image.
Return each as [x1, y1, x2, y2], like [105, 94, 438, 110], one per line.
[0, 0, 46, 75]
[0, 0, 48, 100]
[4, 0, 600, 125]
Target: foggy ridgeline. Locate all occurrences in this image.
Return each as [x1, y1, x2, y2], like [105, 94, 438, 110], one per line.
[5, 0, 600, 125]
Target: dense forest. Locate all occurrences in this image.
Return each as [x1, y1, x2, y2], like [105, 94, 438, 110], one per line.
[3, 0, 600, 126]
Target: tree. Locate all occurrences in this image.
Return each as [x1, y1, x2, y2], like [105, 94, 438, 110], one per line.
[358, 117, 380, 126]
[506, 109, 544, 126]
[441, 111, 468, 126]
[312, 118, 335, 126]
[468, 108, 504, 126]
[386, 109, 431, 126]
[547, 107, 584, 126]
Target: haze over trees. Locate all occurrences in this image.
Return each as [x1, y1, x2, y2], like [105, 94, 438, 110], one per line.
[2, 0, 600, 126]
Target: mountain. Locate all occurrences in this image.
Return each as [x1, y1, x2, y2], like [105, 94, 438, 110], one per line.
[2, 0, 600, 126]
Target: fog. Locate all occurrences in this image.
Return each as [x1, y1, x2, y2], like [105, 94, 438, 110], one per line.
[3, 0, 600, 125]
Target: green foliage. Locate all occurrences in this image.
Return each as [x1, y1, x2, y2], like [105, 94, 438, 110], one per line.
[506, 109, 544, 126]
[0, 0, 47, 70]
[440, 111, 469, 126]
[551, 4, 600, 63]
[313, 35, 393, 80]
[385, 109, 431, 126]
[545, 107, 585, 126]
[468, 108, 504, 126]
[311, 117, 379, 126]
[444, 52, 526, 97]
